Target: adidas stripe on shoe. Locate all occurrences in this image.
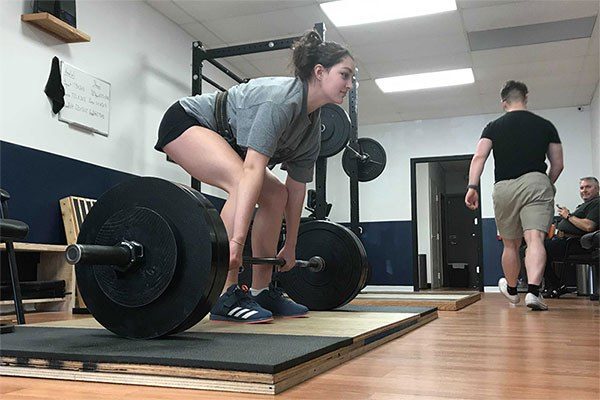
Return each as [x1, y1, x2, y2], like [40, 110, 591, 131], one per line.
[210, 284, 273, 323]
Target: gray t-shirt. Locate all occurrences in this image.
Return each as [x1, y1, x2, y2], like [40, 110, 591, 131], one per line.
[179, 77, 321, 183]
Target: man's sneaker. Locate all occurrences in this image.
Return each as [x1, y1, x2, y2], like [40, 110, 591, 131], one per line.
[498, 277, 520, 304]
[210, 284, 273, 323]
[251, 282, 309, 318]
[525, 292, 548, 311]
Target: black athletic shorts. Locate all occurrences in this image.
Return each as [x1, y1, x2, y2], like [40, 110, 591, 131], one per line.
[154, 102, 208, 152]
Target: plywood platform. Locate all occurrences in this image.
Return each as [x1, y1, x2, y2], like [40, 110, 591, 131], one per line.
[351, 291, 481, 311]
[0, 307, 437, 395]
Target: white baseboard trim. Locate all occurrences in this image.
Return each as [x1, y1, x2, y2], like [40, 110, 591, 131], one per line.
[362, 285, 414, 293]
[484, 286, 500, 292]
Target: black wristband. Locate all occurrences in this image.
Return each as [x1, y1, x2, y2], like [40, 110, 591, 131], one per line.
[467, 184, 479, 190]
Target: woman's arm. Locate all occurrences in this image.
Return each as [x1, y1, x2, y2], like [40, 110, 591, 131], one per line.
[229, 149, 269, 267]
[277, 176, 306, 271]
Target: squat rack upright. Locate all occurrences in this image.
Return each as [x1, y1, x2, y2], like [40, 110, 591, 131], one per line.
[190, 22, 363, 237]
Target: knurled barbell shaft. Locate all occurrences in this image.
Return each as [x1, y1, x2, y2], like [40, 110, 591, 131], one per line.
[244, 256, 325, 272]
[66, 243, 324, 272]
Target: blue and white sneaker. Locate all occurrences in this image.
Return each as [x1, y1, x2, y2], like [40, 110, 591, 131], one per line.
[210, 284, 273, 323]
[251, 282, 309, 318]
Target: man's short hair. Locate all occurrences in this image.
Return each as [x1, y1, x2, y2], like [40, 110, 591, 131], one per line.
[500, 80, 528, 103]
[580, 176, 599, 186]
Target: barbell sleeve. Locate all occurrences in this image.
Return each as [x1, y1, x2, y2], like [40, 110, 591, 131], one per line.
[65, 241, 144, 272]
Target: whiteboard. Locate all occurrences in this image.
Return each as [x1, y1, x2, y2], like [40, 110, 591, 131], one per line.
[59, 61, 111, 136]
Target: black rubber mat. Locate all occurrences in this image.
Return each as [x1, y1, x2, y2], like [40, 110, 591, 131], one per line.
[0, 327, 351, 374]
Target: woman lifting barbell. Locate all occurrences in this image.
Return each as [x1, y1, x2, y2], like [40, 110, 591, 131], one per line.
[154, 30, 355, 323]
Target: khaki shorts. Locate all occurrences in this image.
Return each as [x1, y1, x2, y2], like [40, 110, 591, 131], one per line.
[492, 172, 555, 240]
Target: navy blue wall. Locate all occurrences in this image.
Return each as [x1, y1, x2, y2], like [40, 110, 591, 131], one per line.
[1, 141, 504, 285]
[357, 219, 503, 287]
[358, 221, 413, 285]
[1, 141, 136, 244]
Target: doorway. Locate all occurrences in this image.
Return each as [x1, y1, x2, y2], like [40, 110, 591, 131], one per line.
[411, 155, 484, 292]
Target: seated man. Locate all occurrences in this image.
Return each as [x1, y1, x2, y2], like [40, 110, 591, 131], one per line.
[543, 176, 599, 297]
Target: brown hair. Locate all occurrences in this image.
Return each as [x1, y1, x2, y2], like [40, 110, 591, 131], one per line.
[292, 30, 353, 81]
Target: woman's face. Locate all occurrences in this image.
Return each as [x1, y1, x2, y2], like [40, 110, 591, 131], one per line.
[320, 56, 356, 104]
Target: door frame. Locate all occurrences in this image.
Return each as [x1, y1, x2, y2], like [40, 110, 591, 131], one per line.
[410, 154, 484, 292]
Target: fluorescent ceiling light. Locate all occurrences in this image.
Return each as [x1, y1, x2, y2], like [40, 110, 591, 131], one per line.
[375, 68, 475, 93]
[320, 0, 457, 27]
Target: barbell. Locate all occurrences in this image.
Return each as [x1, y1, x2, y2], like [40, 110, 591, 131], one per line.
[66, 177, 369, 339]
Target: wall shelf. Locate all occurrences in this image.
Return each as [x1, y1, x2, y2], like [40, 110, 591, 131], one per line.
[21, 12, 90, 43]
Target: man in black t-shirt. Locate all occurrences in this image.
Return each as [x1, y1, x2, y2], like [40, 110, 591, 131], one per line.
[543, 177, 599, 297]
[465, 80, 564, 311]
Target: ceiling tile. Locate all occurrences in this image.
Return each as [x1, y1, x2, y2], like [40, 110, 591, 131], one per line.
[352, 34, 469, 65]
[364, 52, 472, 78]
[475, 57, 586, 82]
[457, 1, 525, 10]
[474, 62, 529, 81]
[526, 57, 587, 76]
[526, 86, 577, 109]
[173, 0, 314, 22]
[462, 0, 599, 32]
[468, 16, 597, 51]
[179, 22, 225, 46]
[582, 54, 600, 77]
[335, 10, 465, 46]
[398, 106, 483, 122]
[578, 58, 599, 87]
[588, 17, 599, 55]
[471, 38, 591, 67]
[146, 0, 196, 24]
[573, 84, 598, 105]
[479, 94, 503, 114]
[388, 85, 481, 110]
[201, 4, 327, 45]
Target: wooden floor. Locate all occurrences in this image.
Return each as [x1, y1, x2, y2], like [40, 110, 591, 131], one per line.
[1, 293, 598, 399]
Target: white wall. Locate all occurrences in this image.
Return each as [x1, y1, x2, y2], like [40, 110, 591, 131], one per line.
[591, 85, 599, 178]
[1, 0, 237, 199]
[326, 106, 594, 222]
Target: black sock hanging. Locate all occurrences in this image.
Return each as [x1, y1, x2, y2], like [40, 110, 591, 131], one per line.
[44, 56, 65, 114]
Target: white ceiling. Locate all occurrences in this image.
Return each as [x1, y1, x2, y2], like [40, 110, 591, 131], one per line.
[146, 0, 599, 125]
